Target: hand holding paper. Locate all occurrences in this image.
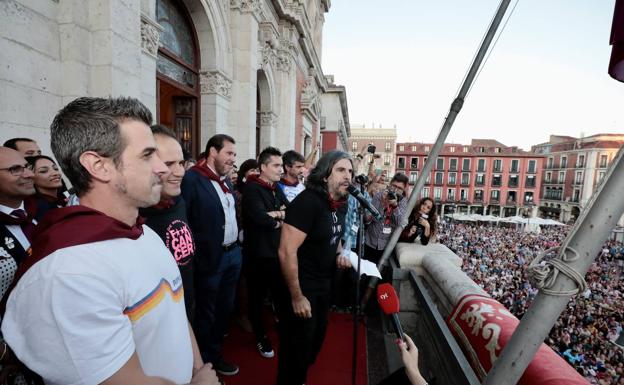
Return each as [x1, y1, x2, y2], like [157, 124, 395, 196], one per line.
[344, 250, 381, 278]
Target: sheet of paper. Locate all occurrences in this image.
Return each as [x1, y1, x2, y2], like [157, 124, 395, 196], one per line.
[345, 250, 381, 278]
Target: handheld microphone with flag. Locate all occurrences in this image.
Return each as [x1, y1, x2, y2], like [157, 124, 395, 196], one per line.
[347, 184, 383, 221]
[376, 283, 404, 341]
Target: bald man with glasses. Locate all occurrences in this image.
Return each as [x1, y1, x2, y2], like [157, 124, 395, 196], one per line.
[0, 147, 36, 298]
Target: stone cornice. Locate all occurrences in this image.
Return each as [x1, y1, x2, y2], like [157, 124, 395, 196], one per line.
[140, 13, 163, 58]
[270, 0, 328, 91]
[200, 70, 232, 99]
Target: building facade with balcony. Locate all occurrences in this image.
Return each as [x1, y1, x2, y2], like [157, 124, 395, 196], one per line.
[319, 75, 350, 153]
[532, 134, 624, 223]
[1, 0, 339, 163]
[347, 125, 397, 177]
[395, 139, 545, 217]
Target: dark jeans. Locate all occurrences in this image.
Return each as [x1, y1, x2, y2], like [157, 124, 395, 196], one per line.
[276, 290, 331, 385]
[247, 257, 283, 340]
[194, 245, 242, 363]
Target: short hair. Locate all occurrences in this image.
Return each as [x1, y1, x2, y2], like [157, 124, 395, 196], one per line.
[204, 134, 235, 156]
[282, 150, 305, 168]
[391, 172, 409, 186]
[3, 137, 35, 150]
[305, 150, 352, 195]
[150, 124, 178, 141]
[258, 146, 282, 167]
[50, 96, 153, 197]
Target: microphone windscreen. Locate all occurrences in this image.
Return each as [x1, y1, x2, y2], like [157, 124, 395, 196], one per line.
[347, 184, 358, 194]
[377, 283, 400, 315]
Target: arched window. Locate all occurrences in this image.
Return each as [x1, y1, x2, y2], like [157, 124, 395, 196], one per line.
[156, 0, 200, 155]
[156, 0, 198, 89]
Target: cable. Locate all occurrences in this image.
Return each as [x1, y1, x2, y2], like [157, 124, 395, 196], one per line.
[466, 0, 521, 97]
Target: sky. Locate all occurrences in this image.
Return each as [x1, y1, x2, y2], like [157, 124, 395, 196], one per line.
[321, 0, 624, 151]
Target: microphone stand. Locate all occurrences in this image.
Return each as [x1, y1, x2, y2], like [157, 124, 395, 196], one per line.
[351, 181, 366, 385]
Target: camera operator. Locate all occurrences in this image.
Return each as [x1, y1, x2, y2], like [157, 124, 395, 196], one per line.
[363, 173, 409, 265]
[399, 197, 437, 245]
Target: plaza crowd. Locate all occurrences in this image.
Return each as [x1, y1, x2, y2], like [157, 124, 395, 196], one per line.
[437, 221, 624, 384]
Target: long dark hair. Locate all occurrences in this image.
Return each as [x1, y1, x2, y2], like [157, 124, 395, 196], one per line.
[412, 197, 438, 236]
[305, 150, 352, 195]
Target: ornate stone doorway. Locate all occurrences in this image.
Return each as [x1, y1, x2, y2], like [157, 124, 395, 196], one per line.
[156, 0, 200, 156]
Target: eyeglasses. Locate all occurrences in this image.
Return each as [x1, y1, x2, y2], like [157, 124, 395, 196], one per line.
[0, 163, 30, 176]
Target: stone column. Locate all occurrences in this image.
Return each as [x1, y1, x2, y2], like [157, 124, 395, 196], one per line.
[139, 12, 162, 116]
[274, 27, 297, 152]
[200, 70, 233, 146]
[228, 1, 261, 161]
[89, 0, 143, 98]
[259, 111, 277, 149]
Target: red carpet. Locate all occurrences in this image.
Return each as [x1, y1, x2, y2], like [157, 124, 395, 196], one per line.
[221, 312, 368, 385]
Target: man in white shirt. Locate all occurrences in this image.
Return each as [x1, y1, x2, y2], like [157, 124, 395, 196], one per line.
[2, 97, 218, 385]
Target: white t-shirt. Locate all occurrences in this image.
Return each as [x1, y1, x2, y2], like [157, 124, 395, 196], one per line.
[1, 227, 193, 385]
[278, 182, 305, 203]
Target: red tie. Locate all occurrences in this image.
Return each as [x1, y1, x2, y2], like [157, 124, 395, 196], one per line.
[11, 209, 35, 242]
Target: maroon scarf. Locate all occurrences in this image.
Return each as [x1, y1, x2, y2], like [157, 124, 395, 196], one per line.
[12, 206, 144, 285]
[153, 198, 175, 210]
[2, 205, 145, 315]
[0, 196, 38, 226]
[191, 159, 230, 194]
[248, 175, 277, 191]
[327, 193, 347, 212]
[279, 177, 300, 187]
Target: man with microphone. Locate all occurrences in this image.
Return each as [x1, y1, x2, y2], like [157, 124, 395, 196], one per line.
[277, 150, 353, 385]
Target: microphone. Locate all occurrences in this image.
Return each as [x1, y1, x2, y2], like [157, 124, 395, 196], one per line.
[347, 184, 383, 221]
[377, 283, 404, 341]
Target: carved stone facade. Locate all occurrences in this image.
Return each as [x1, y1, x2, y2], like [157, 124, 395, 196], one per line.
[1, 0, 348, 162]
[200, 70, 232, 99]
[140, 13, 163, 58]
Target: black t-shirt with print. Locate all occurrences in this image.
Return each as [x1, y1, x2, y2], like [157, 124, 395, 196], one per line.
[284, 188, 346, 295]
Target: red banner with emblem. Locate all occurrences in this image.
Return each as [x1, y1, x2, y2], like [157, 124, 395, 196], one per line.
[447, 294, 589, 385]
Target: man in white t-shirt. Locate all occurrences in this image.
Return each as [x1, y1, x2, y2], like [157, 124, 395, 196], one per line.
[277, 150, 306, 202]
[1, 97, 219, 385]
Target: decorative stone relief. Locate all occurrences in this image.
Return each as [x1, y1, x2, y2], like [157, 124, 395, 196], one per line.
[140, 13, 163, 58]
[275, 50, 292, 73]
[260, 111, 277, 126]
[260, 43, 277, 69]
[230, 0, 263, 19]
[301, 78, 319, 120]
[200, 70, 232, 99]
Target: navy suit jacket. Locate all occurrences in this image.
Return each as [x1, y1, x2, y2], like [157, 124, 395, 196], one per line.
[181, 168, 237, 274]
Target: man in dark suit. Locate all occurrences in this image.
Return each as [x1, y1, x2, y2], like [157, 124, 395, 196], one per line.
[182, 134, 241, 377]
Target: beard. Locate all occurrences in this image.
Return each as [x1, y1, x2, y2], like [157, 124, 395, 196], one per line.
[114, 174, 163, 208]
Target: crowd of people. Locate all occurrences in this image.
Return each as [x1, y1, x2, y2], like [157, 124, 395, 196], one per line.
[0, 96, 430, 385]
[438, 221, 624, 384]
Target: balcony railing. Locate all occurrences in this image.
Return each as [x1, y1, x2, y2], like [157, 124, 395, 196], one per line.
[473, 197, 483, 203]
[525, 182, 536, 188]
[493, 167, 502, 173]
[460, 181, 470, 186]
[448, 166, 458, 172]
[508, 181, 519, 188]
[475, 180, 485, 187]
[492, 181, 502, 187]
[490, 197, 500, 203]
[447, 180, 456, 186]
[506, 198, 517, 205]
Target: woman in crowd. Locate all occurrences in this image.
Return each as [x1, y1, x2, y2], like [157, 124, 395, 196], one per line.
[400, 197, 437, 245]
[27, 155, 66, 220]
